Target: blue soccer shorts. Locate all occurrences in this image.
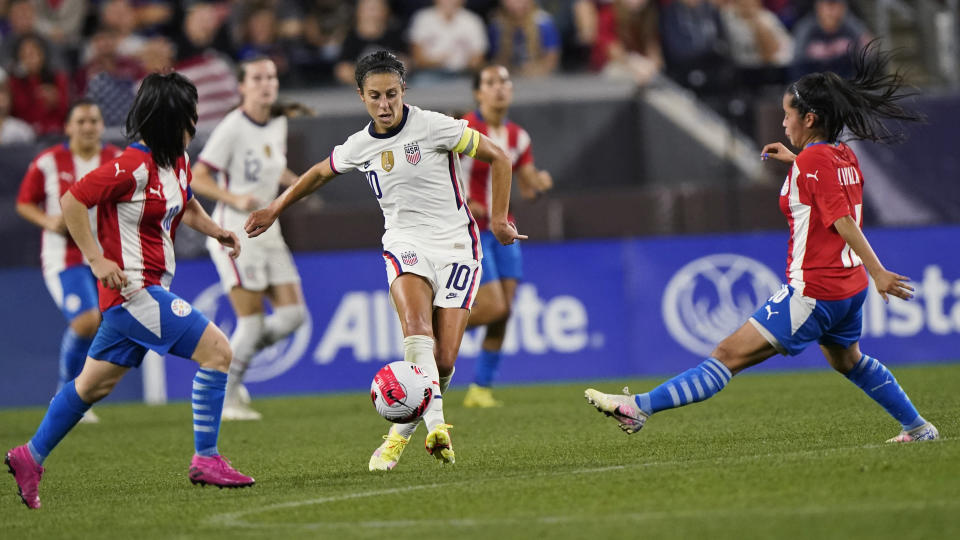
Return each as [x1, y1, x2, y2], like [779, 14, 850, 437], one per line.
[749, 284, 868, 356]
[45, 265, 99, 322]
[478, 230, 523, 285]
[88, 286, 211, 367]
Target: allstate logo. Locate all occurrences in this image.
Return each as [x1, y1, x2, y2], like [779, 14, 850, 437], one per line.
[662, 254, 782, 356]
[192, 283, 311, 382]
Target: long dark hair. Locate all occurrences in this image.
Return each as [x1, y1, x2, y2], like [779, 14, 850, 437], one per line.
[354, 50, 405, 90]
[124, 72, 198, 169]
[788, 41, 924, 144]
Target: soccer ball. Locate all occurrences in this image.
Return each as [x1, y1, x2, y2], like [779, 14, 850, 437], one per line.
[370, 361, 434, 423]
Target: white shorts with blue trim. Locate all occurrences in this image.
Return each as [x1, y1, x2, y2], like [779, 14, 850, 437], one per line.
[382, 239, 482, 310]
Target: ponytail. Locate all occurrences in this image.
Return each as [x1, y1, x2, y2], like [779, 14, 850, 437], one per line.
[789, 41, 924, 144]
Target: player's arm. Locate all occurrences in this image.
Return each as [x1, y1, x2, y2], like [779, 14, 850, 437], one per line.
[760, 142, 796, 163]
[60, 190, 127, 290]
[279, 168, 299, 187]
[468, 130, 527, 245]
[245, 158, 337, 238]
[182, 196, 240, 259]
[516, 163, 553, 200]
[832, 216, 913, 303]
[191, 161, 261, 211]
[15, 202, 66, 234]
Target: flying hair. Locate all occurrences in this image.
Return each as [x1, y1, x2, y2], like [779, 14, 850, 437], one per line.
[124, 72, 198, 169]
[355, 50, 406, 90]
[788, 40, 925, 144]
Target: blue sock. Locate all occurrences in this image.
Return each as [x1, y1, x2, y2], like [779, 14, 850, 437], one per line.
[59, 328, 92, 387]
[474, 349, 502, 388]
[28, 380, 91, 465]
[634, 357, 732, 415]
[845, 355, 925, 431]
[192, 368, 227, 457]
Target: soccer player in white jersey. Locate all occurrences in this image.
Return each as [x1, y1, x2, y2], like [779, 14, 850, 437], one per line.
[585, 43, 938, 444]
[6, 73, 254, 511]
[245, 51, 524, 470]
[16, 99, 122, 424]
[191, 56, 307, 421]
[461, 64, 553, 408]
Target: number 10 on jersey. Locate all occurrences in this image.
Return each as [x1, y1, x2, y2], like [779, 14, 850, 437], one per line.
[365, 171, 382, 199]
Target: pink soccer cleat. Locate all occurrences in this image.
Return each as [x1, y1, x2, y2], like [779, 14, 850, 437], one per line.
[189, 455, 255, 488]
[5, 445, 44, 509]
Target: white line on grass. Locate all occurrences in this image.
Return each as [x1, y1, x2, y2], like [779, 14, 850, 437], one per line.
[210, 438, 956, 531]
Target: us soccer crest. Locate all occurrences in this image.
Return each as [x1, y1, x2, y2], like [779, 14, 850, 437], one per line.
[401, 250, 418, 265]
[381, 151, 394, 172]
[404, 142, 421, 165]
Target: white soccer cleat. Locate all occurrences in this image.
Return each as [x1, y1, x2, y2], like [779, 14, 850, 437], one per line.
[78, 409, 100, 424]
[221, 402, 263, 421]
[236, 384, 253, 406]
[369, 431, 410, 471]
[584, 387, 648, 434]
[886, 421, 939, 443]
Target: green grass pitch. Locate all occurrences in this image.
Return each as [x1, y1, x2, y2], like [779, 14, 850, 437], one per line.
[2, 364, 959, 539]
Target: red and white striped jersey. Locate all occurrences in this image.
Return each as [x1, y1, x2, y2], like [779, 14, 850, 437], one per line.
[69, 143, 193, 311]
[461, 110, 533, 231]
[779, 142, 868, 300]
[17, 142, 122, 276]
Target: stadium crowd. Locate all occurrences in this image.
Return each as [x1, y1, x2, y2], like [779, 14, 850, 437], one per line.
[0, 0, 873, 142]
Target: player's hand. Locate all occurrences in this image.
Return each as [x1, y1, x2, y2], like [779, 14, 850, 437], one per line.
[873, 269, 914, 303]
[760, 142, 796, 164]
[47, 215, 67, 235]
[467, 199, 487, 219]
[215, 228, 241, 259]
[492, 219, 527, 245]
[230, 193, 262, 212]
[534, 170, 553, 192]
[244, 205, 278, 238]
[90, 255, 127, 291]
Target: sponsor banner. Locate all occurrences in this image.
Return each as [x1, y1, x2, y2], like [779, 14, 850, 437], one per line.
[160, 226, 959, 401]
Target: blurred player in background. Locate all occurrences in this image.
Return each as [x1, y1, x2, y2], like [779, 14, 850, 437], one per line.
[6, 73, 254, 510]
[15, 99, 121, 424]
[191, 56, 306, 421]
[245, 51, 523, 471]
[460, 64, 552, 408]
[585, 42, 938, 444]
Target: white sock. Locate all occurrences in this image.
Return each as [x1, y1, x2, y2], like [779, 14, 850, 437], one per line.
[226, 314, 264, 404]
[392, 335, 441, 437]
[262, 304, 306, 346]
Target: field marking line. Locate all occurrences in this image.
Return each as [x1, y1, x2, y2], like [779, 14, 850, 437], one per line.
[209, 438, 957, 530]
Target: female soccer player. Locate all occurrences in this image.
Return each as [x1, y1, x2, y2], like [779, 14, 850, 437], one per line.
[245, 51, 522, 470]
[16, 99, 121, 424]
[191, 56, 306, 421]
[461, 64, 552, 408]
[585, 43, 938, 444]
[6, 73, 255, 510]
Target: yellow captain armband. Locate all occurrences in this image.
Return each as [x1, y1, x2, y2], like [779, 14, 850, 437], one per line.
[454, 127, 481, 158]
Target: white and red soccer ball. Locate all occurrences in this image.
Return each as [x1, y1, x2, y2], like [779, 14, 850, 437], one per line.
[370, 361, 433, 423]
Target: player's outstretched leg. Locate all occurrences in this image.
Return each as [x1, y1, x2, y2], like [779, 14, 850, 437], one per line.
[188, 367, 255, 488]
[223, 315, 265, 421]
[585, 357, 733, 434]
[843, 355, 939, 443]
[369, 425, 412, 471]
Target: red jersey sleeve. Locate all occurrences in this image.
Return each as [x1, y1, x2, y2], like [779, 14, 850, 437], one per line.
[69, 159, 136, 208]
[16, 159, 45, 205]
[798, 150, 853, 228]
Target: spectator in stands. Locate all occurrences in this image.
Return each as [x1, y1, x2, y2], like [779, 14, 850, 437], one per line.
[81, 0, 147, 64]
[583, 0, 662, 85]
[488, 0, 561, 77]
[659, 0, 733, 95]
[792, 0, 870, 78]
[720, 0, 793, 68]
[138, 35, 174, 74]
[334, 0, 407, 86]
[407, 0, 488, 84]
[131, 0, 175, 36]
[0, 67, 36, 144]
[234, 2, 291, 81]
[1, 0, 43, 68]
[32, 0, 86, 54]
[175, 1, 239, 135]
[8, 32, 69, 137]
[289, 1, 351, 85]
[76, 28, 144, 128]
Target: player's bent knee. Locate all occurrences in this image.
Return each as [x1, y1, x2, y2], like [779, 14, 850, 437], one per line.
[194, 325, 233, 372]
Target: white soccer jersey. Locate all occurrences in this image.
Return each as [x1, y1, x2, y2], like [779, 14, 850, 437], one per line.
[198, 108, 288, 245]
[330, 105, 481, 260]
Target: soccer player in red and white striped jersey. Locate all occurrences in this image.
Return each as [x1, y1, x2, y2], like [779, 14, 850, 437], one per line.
[16, 100, 121, 423]
[6, 74, 254, 511]
[460, 65, 552, 408]
[586, 43, 938, 444]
